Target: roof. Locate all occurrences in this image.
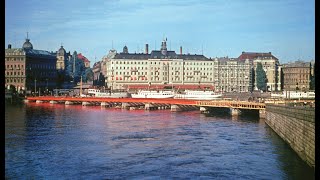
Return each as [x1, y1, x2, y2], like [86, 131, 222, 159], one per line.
[238, 52, 278, 61]
[22, 39, 33, 50]
[282, 61, 311, 68]
[5, 48, 55, 58]
[77, 53, 90, 62]
[5, 48, 25, 54]
[114, 52, 150, 60]
[112, 50, 209, 60]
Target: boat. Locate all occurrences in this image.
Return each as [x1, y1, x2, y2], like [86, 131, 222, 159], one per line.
[131, 90, 175, 98]
[174, 90, 222, 100]
[87, 89, 129, 98]
[271, 91, 315, 99]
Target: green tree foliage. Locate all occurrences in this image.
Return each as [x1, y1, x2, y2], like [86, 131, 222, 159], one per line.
[256, 62, 267, 91]
[310, 74, 315, 90]
[65, 51, 87, 84]
[82, 68, 94, 83]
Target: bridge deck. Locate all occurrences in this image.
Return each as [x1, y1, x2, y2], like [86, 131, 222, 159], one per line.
[27, 96, 268, 110]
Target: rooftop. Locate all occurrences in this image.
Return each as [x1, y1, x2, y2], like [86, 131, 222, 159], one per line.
[5, 48, 56, 58]
[112, 50, 209, 61]
[238, 52, 278, 61]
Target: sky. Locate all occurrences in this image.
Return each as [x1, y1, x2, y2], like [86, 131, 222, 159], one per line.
[5, 0, 315, 65]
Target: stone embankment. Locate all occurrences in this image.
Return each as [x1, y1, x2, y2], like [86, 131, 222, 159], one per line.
[265, 104, 315, 168]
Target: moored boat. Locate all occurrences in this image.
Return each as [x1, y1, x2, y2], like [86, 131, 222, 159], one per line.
[131, 90, 175, 98]
[271, 91, 315, 99]
[174, 90, 222, 100]
[87, 89, 129, 98]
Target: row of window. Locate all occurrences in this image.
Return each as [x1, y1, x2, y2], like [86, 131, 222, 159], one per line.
[6, 64, 24, 69]
[112, 61, 216, 66]
[110, 77, 215, 82]
[27, 64, 55, 69]
[6, 71, 24, 76]
[5, 57, 24, 61]
[6, 78, 25, 83]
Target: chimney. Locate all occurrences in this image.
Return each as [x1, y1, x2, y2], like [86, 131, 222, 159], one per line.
[145, 44, 149, 54]
[8, 44, 12, 49]
[180, 46, 182, 55]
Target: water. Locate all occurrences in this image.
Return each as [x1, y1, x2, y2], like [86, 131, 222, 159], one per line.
[5, 103, 314, 179]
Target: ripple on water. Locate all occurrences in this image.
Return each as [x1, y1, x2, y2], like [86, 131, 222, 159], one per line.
[5, 104, 315, 179]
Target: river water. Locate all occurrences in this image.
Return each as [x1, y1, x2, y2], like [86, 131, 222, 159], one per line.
[5, 102, 314, 179]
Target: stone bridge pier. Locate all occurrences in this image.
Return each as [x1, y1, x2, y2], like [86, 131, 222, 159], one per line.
[145, 103, 156, 110]
[200, 107, 209, 114]
[230, 108, 241, 116]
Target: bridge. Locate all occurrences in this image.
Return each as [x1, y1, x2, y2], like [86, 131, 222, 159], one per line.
[25, 96, 269, 117]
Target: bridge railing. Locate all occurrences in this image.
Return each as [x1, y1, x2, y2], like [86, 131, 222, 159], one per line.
[196, 100, 265, 109]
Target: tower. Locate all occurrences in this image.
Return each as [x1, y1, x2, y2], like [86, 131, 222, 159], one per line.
[160, 37, 167, 56]
[56, 45, 67, 71]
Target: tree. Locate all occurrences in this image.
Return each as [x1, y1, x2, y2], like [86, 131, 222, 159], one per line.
[98, 73, 106, 87]
[256, 62, 267, 91]
[310, 75, 315, 90]
[82, 68, 93, 82]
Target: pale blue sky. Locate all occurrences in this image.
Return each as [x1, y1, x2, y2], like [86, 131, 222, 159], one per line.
[5, 0, 315, 65]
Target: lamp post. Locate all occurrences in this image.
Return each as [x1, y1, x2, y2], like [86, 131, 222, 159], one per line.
[46, 78, 48, 95]
[34, 79, 37, 95]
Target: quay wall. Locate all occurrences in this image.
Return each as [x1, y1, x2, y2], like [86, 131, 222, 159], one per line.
[265, 104, 315, 168]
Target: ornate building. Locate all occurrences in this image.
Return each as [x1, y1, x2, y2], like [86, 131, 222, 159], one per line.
[102, 39, 218, 90]
[5, 37, 57, 94]
[56, 45, 71, 71]
[99, 38, 252, 92]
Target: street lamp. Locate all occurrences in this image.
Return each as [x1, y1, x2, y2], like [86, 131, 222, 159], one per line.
[34, 79, 37, 95]
[46, 78, 48, 94]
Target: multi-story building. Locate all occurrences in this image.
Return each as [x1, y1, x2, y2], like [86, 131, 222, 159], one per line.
[214, 57, 252, 92]
[281, 61, 311, 91]
[92, 61, 102, 80]
[103, 39, 217, 90]
[5, 38, 57, 94]
[100, 39, 252, 92]
[238, 52, 281, 91]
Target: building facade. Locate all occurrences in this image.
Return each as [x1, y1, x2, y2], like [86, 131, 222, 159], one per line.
[5, 38, 57, 94]
[92, 61, 102, 80]
[102, 39, 218, 90]
[100, 39, 252, 92]
[281, 61, 311, 91]
[214, 57, 252, 92]
[238, 52, 281, 91]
